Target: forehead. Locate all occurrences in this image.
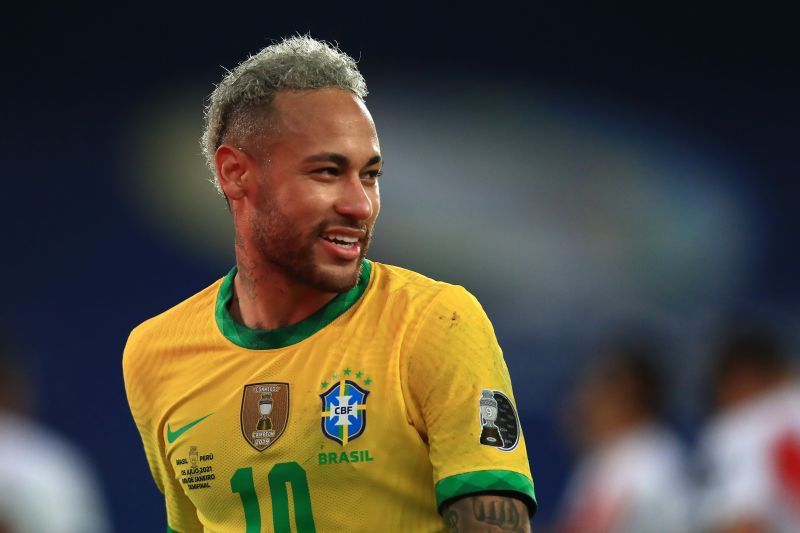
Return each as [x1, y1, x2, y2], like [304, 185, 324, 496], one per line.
[269, 89, 379, 157]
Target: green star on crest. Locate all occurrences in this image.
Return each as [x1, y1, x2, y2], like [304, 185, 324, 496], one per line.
[355, 371, 363, 379]
[332, 373, 339, 380]
[321, 381, 329, 389]
[364, 377, 372, 385]
[344, 368, 352, 375]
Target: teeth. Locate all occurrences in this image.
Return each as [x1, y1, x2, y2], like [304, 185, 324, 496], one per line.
[323, 234, 358, 243]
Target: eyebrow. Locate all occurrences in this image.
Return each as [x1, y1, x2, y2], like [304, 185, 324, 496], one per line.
[303, 152, 382, 168]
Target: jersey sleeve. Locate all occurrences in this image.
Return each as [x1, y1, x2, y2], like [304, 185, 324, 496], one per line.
[401, 284, 537, 516]
[123, 328, 204, 533]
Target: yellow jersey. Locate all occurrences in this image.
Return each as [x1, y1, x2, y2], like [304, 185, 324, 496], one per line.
[123, 260, 536, 532]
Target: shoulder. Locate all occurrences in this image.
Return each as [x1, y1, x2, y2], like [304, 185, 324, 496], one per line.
[619, 425, 689, 484]
[368, 261, 486, 319]
[128, 277, 223, 342]
[123, 276, 224, 376]
[700, 390, 790, 456]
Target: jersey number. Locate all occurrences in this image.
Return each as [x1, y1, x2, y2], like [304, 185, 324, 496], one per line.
[231, 462, 316, 533]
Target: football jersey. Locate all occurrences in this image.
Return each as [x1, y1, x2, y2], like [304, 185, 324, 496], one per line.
[557, 423, 691, 533]
[123, 260, 536, 533]
[698, 384, 800, 532]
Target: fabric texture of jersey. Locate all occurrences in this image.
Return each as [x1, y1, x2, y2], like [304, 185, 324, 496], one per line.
[123, 260, 536, 533]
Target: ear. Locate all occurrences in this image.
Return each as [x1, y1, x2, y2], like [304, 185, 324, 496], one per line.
[215, 144, 253, 201]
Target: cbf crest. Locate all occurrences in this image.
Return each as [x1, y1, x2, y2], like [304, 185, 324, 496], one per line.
[320, 380, 369, 446]
[240, 383, 289, 452]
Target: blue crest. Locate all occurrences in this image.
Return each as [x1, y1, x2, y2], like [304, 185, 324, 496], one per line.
[320, 380, 369, 445]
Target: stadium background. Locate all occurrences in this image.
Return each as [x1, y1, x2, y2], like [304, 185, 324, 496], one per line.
[1, 4, 797, 531]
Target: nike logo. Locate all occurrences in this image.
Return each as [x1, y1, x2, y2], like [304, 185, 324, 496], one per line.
[166, 414, 212, 444]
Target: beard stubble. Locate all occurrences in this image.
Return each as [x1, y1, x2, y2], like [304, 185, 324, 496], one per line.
[251, 193, 372, 293]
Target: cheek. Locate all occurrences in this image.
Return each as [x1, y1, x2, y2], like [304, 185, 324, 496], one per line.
[369, 186, 381, 220]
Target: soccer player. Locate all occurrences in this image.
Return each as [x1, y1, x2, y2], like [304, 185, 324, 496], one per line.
[555, 339, 690, 533]
[697, 326, 800, 532]
[123, 36, 535, 532]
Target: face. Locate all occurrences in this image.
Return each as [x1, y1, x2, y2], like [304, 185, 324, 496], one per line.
[245, 89, 382, 293]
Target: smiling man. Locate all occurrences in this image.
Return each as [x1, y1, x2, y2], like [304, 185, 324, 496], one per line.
[123, 36, 535, 532]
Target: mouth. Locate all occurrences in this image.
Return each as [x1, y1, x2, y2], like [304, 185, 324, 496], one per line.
[320, 233, 360, 250]
[318, 228, 366, 261]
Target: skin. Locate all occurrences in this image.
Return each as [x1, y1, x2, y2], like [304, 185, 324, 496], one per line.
[570, 371, 651, 450]
[216, 89, 532, 530]
[215, 88, 382, 329]
[443, 495, 532, 532]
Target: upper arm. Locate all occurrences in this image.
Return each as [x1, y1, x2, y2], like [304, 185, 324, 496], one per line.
[402, 285, 537, 516]
[442, 494, 532, 533]
[124, 330, 204, 533]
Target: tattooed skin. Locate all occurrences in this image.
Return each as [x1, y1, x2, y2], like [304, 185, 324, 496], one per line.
[445, 509, 460, 532]
[444, 495, 531, 532]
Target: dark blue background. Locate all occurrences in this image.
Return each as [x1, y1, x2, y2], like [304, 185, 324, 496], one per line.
[1, 4, 797, 531]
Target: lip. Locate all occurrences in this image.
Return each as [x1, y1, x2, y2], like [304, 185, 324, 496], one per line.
[318, 236, 362, 261]
[320, 226, 367, 240]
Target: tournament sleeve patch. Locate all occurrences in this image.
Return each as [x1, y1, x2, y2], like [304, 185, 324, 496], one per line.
[478, 389, 520, 451]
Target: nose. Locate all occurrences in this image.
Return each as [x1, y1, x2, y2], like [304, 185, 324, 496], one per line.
[334, 173, 373, 221]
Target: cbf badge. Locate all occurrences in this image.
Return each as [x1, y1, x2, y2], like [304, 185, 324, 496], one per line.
[240, 383, 289, 452]
[320, 380, 369, 446]
[478, 389, 520, 451]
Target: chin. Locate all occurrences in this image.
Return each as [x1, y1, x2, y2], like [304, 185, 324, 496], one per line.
[306, 259, 362, 293]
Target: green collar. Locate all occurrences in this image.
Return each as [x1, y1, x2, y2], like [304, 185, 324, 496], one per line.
[215, 260, 372, 350]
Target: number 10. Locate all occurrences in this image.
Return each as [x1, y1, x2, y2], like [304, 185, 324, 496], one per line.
[231, 462, 316, 532]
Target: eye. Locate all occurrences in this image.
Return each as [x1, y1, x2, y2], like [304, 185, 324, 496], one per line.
[362, 170, 382, 183]
[310, 167, 340, 181]
[316, 167, 339, 176]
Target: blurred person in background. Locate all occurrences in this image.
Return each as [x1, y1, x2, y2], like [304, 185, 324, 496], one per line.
[0, 335, 110, 533]
[555, 336, 691, 533]
[697, 325, 800, 533]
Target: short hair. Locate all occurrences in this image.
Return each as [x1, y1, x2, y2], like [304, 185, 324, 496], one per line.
[596, 342, 665, 416]
[710, 325, 791, 387]
[201, 35, 368, 194]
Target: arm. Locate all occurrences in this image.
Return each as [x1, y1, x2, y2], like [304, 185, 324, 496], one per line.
[401, 285, 537, 526]
[443, 494, 532, 533]
[124, 329, 204, 533]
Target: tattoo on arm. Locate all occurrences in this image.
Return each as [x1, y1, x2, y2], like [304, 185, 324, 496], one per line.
[443, 494, 531, 532]
[445, 508, 460, 533]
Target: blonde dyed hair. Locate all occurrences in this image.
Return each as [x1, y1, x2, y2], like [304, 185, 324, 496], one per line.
[201, 35, 368, 194]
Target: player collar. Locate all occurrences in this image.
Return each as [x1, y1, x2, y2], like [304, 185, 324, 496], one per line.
[215, 259, 372, 350]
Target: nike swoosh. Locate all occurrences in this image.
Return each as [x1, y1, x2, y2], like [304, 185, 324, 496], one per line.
[167, 414, 212, 444]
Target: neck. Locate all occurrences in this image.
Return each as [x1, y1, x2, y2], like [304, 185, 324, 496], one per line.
[229, 249, 338, 330]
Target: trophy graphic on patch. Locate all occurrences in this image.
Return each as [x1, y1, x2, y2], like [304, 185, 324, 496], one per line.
[256, 392, 274, 431]
[189, 446, 199, 469]
[479, 389, 504, 447]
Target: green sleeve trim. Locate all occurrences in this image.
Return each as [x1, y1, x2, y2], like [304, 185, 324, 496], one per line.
[215, 259, 372, 349]
[166, 527, 180, 533]
[435, 470, 537, 517]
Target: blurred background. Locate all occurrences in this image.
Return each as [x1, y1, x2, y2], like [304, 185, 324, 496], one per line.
[1, 3, 798, 532]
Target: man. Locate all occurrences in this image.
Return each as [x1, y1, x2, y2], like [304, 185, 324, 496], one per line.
[697, 325, 800, 533]
[123, 36, 535, 532]
[0, 335, 111, 533]
[555, 338, 691, 533]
